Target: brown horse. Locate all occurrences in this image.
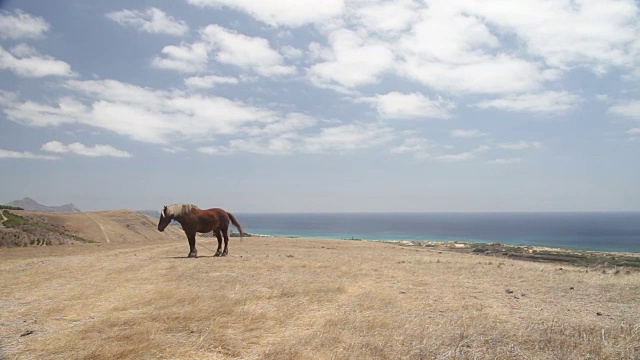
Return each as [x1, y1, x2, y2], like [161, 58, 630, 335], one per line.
[157, 204, 243, 258]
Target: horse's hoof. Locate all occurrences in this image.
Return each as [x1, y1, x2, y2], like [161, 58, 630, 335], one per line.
[188, 253, 197, 258]
[214, 252, 221, 257]
[221, 253, 228, 257]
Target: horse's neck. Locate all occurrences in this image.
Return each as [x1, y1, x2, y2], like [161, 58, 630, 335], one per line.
[173, 208, 194, 223]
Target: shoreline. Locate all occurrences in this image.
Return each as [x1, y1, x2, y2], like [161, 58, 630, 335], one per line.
[237, 212, 640, 253]
[238, 233, 640, 269]
[242, 231, 640, 254]
[383, 239, 640, 269]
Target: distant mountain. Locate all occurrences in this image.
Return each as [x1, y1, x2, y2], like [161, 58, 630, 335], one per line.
[5, 197, 81, 213]
[137, 210, 160, 219]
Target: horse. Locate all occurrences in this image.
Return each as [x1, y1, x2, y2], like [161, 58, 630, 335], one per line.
[157, 204, 244, 258]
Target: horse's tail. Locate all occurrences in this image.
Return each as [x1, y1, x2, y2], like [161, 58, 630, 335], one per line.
[227, 212, 244, 240]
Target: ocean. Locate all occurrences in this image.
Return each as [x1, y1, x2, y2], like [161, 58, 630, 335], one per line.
[238, 212, 640, 253]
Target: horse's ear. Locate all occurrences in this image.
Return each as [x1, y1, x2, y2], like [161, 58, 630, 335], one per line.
[162, 206, 167, 217]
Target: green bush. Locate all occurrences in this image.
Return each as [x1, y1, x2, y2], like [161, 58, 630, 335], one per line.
[0, 205, 24, 210]
[2, 210, 31, 227]
[2, 210, 39, 228]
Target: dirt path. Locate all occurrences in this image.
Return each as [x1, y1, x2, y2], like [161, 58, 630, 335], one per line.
[84, 213, 110, 243]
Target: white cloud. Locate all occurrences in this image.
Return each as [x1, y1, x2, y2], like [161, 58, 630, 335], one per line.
[198, 145, 232, 156]
[41, 141, 132, 158]
[0, 148, 58, 160]
[609, 100, 640, 119]
[200, 25, 296, 76]
[179, 0, 640, 98]
[349, 0, 418, 35]
[435, 145, 490, 162]
[498, 141, 542, 150]
[106, 7, 189, 36]
[1, 95, 87, 126]
[302, 124, 394, 153]
[307, 29, 394, 89]
[487, 158, 522, 165]
[400, 4, 500, 64]
[0, 79, 316, 146]
[399, 55, 550, 95]
[390, 137, 431, 159]
[458, 0, 640, 72]
[226, 136, 296, 155]
[451, 129, 487, 138]
[626, 128, 640, 135]
[187, 0, 345, 27]
[64, 79, 169, 107]
[0, 9, 50, 40]
[361, 92, 454, 119]
[40, 140, 67, 153]
[301, 0, 639, 96]
[392, 4, 555, 95]
[163, 146, 186, 153]
[198, 123, 394, 155]
[245, 113, 316, 137]
[280, 45, 303, 59]
[0, 44, 75, 78]
[151, 42, 209, 73]
[184, 74, 239, 88]
[475, 91, 581, 114]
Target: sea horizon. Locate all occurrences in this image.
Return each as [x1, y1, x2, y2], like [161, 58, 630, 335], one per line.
[235, 212, 640, 253]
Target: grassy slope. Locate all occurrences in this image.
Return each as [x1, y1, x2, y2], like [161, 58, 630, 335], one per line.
[0, 211, 94, 247]
[1, 210, 31, 228]
[1, 237, 639, 359]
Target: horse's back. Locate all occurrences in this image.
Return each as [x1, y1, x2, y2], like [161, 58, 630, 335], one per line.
[203, 207, 227, 215]
[201, 208, 230, 223]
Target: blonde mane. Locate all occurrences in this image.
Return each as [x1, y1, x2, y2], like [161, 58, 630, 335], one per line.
[163, 204, 199, 217]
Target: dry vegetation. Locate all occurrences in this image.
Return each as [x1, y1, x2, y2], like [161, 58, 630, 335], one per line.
[0, 210, 93, 247]
[1, 211, 639, 359]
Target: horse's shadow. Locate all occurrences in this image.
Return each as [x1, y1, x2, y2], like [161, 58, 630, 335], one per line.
[164, 255, 219, 259]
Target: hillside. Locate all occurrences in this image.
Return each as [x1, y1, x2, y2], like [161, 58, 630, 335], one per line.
[4, 197, 81, 213]
[137, 209, 161, 218]
[0, 209, 185, 247]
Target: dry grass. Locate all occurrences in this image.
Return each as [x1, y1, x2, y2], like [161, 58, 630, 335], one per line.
[1, 235, 639, 359]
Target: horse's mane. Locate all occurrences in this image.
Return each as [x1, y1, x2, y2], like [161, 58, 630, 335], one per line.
[164, 204, 199, 217]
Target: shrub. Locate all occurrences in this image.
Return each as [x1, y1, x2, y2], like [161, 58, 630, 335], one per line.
[2, 210, 31, 227]
[0, 205, 24, 210]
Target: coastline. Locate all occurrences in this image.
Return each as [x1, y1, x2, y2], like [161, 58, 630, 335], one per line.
[240, 233, 640, 269]
[384, 239, 640, 269]
[238, 212, 640, 253]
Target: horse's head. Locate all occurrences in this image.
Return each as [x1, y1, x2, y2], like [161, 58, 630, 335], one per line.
[157, 205, 173, 232]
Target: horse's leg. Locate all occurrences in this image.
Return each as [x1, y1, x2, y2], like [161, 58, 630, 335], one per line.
[221, 226, 230, 256]
[186, 231, 197, 258]
[214, 230, 223, 257]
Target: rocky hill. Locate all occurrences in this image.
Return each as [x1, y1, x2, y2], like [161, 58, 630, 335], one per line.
[5, 197, 81, 212]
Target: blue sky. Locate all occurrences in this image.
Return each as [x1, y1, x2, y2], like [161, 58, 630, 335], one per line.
[1, 0, 639, 212]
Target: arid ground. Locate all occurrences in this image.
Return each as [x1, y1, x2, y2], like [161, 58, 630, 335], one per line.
[1, 211, 639, 359]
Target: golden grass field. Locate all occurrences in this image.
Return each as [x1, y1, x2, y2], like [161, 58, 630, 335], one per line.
[1, 211, 639, 359]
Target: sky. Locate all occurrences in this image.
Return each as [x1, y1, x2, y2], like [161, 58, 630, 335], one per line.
[0, 0, 639, 213]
